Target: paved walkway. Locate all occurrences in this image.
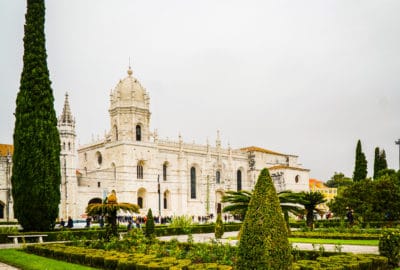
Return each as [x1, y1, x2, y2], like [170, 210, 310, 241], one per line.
[0, 231, 379, 269]
[158, 231, 379, 254]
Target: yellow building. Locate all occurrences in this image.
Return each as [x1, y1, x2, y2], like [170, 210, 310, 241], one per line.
[309, 178, 337, 215]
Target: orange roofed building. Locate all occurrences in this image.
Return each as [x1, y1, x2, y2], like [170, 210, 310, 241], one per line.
[309, 178, 337, 214]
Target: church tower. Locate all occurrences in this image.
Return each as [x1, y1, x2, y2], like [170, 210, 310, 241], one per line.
[109, 67, 151, 142]
[58, 93, 77, 219]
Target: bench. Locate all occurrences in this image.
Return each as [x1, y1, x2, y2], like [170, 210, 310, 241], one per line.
[8, 234, 48, 244]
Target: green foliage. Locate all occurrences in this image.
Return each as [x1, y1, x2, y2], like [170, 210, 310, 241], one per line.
[214, 214, 224, 239]
[325, 172, 353, 188]
[145, 208, 155, 238]
[12, 0, 61, 231]
[236, 168, 292, 269]
[374, 147, 388, 179]
[352, 140, 368, 182]
[86, 191, 139, 239]
[170, 215, 193, 234]
[299, 191, 326, 229]
[329, 175, 400, 222]
[221, 190, 252, 220]
[379, 230, 400, 268]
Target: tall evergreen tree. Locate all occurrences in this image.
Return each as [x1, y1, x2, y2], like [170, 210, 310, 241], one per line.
[353, 140, 368, 182]
[11, 0, 61, 231]
[373, 147, 388, 179]
[236, 168, 292, 269]
[374, 147, 380, 179]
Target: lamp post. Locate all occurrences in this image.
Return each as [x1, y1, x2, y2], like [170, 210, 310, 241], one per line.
[157, 175, 161, 222]
[6, 153, 11, 222]
[396, 139, 400, 170]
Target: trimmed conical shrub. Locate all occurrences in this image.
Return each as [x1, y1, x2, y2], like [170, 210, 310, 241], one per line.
[214, 213, 224, 239]
[236, 168, 292, 269]
[145, 208, 155, 238]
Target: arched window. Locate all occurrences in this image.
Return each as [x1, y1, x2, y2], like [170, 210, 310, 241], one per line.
[136, 125, 141, 141]
[137, 163, 143, 179]
[114, 125, 118, 141]
[216, 170, 221, 184]
[88, 198, 102, 205]
[96, 151, 102, 167]
[237, 170, 242, 191]
[190, 167, 196, 199]
[138, 197, 143, 208]
[163, 191, 169, 209]
[63, 142, 65, 150]
[68, 142, 71, 151]
[137, 188, 146, 208]
[163, 163, 167, 181]
[295, 175, 300, 183]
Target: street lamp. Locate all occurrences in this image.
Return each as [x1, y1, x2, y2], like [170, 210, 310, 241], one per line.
[6, 153, 11, 222]
[396, 139, 400, 170]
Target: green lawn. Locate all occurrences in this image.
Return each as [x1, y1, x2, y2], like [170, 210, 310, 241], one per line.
[289, 238, 378, 246]
[0, 249, 98, 270]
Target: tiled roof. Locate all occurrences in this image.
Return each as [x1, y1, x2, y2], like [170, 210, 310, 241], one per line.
[0, 144, 13, 157]
[240, 146, 287, 157]
[269, 165, 310, 172]
[309, 178, 327, 189]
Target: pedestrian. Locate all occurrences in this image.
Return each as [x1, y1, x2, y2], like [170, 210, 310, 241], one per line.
[67, 216, 74, 228]
[99, 216, 104, 228]
[127, 220, 133, 231]
[60, 218, 65, 227]
[86, 216, 91, 228]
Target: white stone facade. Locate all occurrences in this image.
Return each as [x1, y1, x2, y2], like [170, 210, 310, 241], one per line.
[0, 67, 310, 221]
[59, 67, 310, 220]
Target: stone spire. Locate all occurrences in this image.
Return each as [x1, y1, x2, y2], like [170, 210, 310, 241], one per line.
[59, 92, 74, 126]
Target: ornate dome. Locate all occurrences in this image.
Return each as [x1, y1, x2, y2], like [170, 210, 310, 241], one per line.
[110, 67, 149, 108]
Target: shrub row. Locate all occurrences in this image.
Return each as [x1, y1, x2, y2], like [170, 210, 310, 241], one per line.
[26, 244, 232, 270]
[290, 219, 400, 229]
[290, 231, 381, 240]
[293, 254, 388, 270]
[0, 223, 243, 244]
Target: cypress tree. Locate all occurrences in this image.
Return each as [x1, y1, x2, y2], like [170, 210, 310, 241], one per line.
[352, 140, 368, 182]
[214, 213, 224, 239]
[374, 147, 380, 179]
[236, 168, 292, 269]
[11, 0, 61, 231]
[374, 147, 388, 179]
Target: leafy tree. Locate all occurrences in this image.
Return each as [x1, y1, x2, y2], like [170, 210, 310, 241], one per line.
[86, 190, 139, 238]
[353, 140, 368, 182]
[374, 147, 388, 179]
[145, 208, 155, 239]
[325, 172, 353, 188]
[329, 175, 400, 223]
[11, 0, 61, 231]
[236, 168, 292, 269]
[214, 213, 224, 239]
[298, 191, 326, 229]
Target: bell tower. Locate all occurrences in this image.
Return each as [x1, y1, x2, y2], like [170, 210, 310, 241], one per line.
[58, 93, 77, 219]
[109, 67, 151, 142]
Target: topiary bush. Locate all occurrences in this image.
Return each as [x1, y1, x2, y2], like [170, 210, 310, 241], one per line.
[379, 230, 400, 268]
[236, 168, 292, 269]
[145, 208, 155, 239]
[215, 213, 224, 239]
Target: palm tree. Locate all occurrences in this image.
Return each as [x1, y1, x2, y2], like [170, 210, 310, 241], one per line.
[221, 190, 304, 223]
[86, 190, 139, 238]
[221, 190, 252, 220]
[298, 191, 327, 229]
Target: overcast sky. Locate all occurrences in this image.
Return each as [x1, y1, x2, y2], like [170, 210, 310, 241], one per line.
[1, 1, 399, 181]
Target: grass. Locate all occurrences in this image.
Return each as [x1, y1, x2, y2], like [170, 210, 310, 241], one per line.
[289, 238, 378, 246]
[0, 249, 98, 270]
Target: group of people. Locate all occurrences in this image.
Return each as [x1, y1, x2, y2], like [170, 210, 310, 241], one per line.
[59, 216, 74, 228]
